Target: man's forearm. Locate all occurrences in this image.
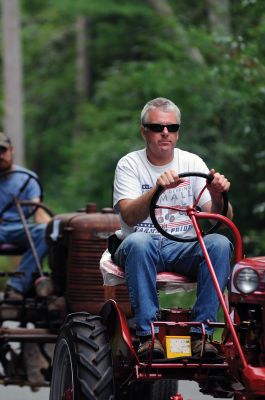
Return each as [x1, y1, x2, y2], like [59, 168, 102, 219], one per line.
[119, 186, 157, 227]
[34, 208, 52, 224]
[211, 197, 233, 220]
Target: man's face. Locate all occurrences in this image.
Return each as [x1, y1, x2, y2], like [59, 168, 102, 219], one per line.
[141, 108, 179, 164]
[0, 145, 13, 172]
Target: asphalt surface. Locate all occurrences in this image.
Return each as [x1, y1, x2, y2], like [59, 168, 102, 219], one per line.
[0, 381, 227, 400]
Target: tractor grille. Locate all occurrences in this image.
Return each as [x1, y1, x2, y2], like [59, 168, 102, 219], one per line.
[67, 238, 130, 314]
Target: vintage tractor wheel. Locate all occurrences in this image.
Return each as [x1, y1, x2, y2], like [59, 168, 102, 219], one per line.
[49, 312, 114, 400]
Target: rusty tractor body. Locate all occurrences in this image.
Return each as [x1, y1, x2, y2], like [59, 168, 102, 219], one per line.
[0, 202, 123, 391]
[0, 169, 124, 391]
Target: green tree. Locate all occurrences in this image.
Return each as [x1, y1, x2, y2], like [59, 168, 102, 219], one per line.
[1, 0, 264, 254]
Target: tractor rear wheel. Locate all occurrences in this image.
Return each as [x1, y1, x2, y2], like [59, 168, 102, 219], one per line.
[49, 312, 114, 400]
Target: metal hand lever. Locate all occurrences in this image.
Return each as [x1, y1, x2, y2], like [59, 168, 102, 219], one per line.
[14, 198, 43, 277]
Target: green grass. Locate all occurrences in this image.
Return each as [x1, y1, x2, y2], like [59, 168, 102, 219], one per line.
[0, 256, 51, 291]
[160, 289, 196, 309]
[0, 256, 18, 290]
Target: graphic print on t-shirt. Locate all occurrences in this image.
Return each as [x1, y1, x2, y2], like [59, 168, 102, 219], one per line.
[113, 148, 211, 239]
[135, 179, 194, 237]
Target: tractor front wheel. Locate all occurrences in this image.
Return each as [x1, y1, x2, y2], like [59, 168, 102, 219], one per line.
[49, 312, 114, 400]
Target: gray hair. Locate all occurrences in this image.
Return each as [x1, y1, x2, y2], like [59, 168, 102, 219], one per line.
[140, 97, 181, 124]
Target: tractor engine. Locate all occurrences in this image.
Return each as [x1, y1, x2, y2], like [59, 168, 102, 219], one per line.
[46, 203, 131, 315]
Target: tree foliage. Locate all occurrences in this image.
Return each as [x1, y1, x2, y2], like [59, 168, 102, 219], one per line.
[1, 0, 264, 255]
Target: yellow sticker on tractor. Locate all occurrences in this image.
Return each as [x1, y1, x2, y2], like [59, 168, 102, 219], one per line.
[165, 336, 192, 358]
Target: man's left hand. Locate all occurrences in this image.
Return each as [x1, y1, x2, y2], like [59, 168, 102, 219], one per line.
[208, 168, 231, 199]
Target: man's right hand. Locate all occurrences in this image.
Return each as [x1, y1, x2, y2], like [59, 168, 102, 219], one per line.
[156, 169, 185, 189]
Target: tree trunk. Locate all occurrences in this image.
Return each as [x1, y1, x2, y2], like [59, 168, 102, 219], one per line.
[1, 0, 24, 165]
[74, 16, 91, 140]
[76, 16, 91, 103]
[206, 0, 231, 36]
[146, 0, 205, 64]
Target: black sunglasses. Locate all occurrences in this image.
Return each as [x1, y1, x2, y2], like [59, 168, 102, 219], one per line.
[143, 123, 180, 133]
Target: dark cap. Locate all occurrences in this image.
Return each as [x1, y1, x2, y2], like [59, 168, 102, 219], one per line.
[0, 132, 12, 149]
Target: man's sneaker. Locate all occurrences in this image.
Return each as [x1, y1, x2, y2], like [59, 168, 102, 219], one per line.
[191, 334, 219, 357]
[4, 286, 23, 301]
[137, 337, 165, 360]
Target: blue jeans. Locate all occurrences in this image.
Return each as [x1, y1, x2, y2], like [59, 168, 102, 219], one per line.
[114, 232, 232, 336]
[0, 223, 48, 293]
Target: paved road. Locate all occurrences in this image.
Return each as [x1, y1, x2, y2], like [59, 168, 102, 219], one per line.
[0, 381, 226, 400]
[0, 386, 49, 400]
[0, 320, 226, 400]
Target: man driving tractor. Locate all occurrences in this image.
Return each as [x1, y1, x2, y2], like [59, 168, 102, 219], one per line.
[0, 132, 51, 300]
[111, 97, 234, 359]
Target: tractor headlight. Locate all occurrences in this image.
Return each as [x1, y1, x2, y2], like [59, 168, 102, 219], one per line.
[234, 268, 259, 294]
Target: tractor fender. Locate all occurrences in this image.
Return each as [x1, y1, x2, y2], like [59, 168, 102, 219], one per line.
[100, 299, 138, 364]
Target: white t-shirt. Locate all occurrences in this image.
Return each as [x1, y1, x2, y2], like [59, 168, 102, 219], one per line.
[113, 148, 211, 239]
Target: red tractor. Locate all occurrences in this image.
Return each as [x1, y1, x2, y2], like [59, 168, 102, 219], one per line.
[0, 170, 264, 399]
[48, 172, 265, 400]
